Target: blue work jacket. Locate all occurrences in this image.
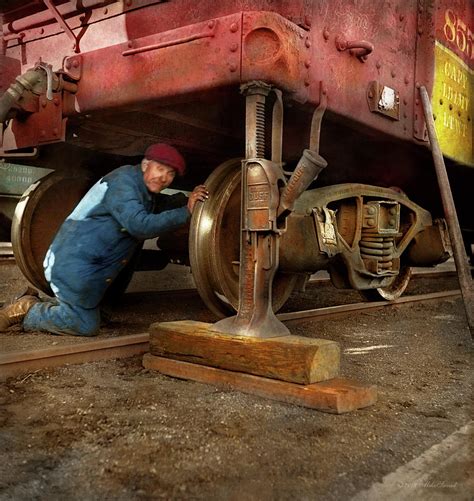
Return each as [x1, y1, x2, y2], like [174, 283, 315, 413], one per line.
[44, 164, 190, 308]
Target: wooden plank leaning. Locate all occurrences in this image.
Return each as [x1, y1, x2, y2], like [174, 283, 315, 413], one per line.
[420, 86, 473, 337]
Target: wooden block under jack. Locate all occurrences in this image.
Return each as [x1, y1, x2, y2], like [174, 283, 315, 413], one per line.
[149, 320, 340, 384]
[143, 353, 377, 414]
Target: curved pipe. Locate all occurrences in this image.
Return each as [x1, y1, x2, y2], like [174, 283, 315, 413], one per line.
[0, 69, 45, 123]
[335, 36, 374, 62]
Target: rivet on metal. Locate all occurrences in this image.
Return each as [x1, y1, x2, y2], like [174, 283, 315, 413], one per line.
[229, 63, 237, 72]
[399, 14, 405, 21]
[439, 98, 443, 105]
[41, 99, 47, 107]
[403, 112, 407, 118]
[418, 27, 423, 35]
[391, 70, 396, 78]
[376, 61, 381, 69]
[128, 41, 133, 48]
[208, 20, 215, 29]
[230, 43, 239, 52]
[304, 60, 311, 68]
[304, 15, 312, 27]
[73, 60, 80, 68]
[53, 128, 59, 136]
[304, 79, 310, 87]
[368, 90, 374, 99]
[404, 76, 409, 85]
[230, 23, 239, 33]
[415, 99, 419, 105]
[403, 98, 408, 105]
[416, 82, 421, 89]
[40, 130, 46, 137]
[53, 97, 60, 106]
[323, 28, 330, 41]
[305, 38, 311, 48]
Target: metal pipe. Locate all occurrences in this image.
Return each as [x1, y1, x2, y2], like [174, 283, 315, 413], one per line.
[4, 0, 114, 36]
[420, 86, 474, 337]
[0, 68, 45, 123]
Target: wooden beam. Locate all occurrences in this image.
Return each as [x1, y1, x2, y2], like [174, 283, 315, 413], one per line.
[149, 320, 340, 385]
[143, 354, 377, 414]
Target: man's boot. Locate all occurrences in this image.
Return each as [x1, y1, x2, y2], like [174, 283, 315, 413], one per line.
[0, 295, 40, 331]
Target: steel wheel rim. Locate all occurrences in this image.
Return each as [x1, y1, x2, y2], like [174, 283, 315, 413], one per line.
[189, 159, 298, 318]
[11, 173, 93, 295]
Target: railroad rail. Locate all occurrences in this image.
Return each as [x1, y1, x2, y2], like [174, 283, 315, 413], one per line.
[0, 288, 462, 381]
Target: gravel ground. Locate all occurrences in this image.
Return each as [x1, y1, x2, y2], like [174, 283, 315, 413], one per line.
[0, 264, 472, 500]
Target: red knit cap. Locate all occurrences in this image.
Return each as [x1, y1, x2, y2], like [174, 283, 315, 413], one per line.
[144, 143, 186, 176]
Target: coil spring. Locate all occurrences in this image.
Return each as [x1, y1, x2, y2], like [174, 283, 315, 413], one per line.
[255, 101, 266, 157]
[360, 233, 395, 272]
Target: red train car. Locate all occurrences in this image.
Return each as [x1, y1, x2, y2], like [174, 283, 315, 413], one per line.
[1, 0, 472, 319]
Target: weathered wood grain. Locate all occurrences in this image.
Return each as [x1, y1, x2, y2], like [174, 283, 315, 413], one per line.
[143, 353, 377, 414]
[149, 320, 340, 384]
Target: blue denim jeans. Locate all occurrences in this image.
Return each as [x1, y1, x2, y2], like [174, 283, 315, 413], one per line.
[24, 300, 100, 336]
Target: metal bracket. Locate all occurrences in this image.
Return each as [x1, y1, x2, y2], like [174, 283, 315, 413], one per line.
[42, 0, 81, 53]
[367, 81, 400, 121]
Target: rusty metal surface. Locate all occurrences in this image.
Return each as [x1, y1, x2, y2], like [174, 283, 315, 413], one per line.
[0, 332, 149, 381]
[0, 0, 471, 162]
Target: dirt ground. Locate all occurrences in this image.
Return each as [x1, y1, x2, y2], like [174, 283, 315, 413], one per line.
[0, 264, 472, 500]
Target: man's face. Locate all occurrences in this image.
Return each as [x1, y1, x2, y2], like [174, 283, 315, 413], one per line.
[141, 159, 176, 193]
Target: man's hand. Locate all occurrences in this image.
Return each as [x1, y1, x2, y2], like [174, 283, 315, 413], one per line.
[187, 185, 209, 214]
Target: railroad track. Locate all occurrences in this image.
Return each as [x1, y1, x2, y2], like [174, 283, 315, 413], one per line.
[0, 288, 462, 381]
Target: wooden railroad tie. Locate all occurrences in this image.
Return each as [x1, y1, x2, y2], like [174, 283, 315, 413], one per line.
[143, 320, 377, 414]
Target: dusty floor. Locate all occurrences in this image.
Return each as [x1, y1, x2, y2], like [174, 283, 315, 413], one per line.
[0, 264, 473, 500]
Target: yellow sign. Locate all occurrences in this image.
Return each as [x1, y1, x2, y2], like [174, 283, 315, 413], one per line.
[432, 41, 473, 166]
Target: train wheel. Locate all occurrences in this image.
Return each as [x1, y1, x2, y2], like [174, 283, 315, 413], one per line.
[189, 159, 298, 318]
[11, 173, 94, 295]
[359, 266, 412, 301]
